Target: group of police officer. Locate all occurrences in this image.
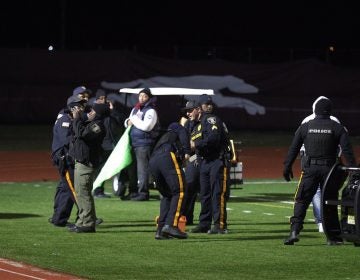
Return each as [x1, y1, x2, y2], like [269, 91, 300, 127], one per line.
[50, 86, 91, 227]
[150, 94, 232, 239]
[50, 86, 357, 244]
[160, 93, 358, 244]
[49, 87, 231, 237]
[50, 86, 112, 232]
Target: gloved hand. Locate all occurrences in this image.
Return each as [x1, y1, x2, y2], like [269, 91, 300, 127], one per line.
[283, 168, 293, 182]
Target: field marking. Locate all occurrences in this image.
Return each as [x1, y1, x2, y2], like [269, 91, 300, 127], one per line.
[0, 268, 45, 279]
[244, 202, 292, 209]
[0, 258, 85, 280]
[281, 201, 294, 204]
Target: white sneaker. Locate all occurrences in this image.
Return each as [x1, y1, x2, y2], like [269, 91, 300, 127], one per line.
[317, 223, 324, 233]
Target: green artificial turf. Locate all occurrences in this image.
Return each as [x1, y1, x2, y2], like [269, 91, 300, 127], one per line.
[0, 180, 359, 280]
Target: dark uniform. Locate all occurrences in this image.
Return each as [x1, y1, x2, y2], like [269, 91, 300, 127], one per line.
[191, 112, 229, 234]
[69, 103, 109, 233]
[94, 102, 126, 197]
[283, 97, 356, 245]
[149, 123, 191, 239]
[50, 107, 77, 227]
[182, 118, 201, 225]
[183, 97, 233, 225]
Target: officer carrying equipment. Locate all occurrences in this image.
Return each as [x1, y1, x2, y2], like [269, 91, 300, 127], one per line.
[322, 163, 360, 246]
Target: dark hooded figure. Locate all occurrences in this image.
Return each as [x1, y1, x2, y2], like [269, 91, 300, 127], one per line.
[283, 96, 356, 245]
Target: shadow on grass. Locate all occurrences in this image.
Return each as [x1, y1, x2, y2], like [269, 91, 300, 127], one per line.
[230, 221, 289, 226]
[185, 232, 320, 242]
[0, 213, 42, 219]
[229, 192, 293, 203]
[99, 223, 155, 229]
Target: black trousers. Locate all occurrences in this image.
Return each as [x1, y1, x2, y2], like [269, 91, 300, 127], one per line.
[290, 164, 332, 233]
[52, 166, 76, 225]
[149, 151, 186, 228]
[198, 158, 228, 230]
[183, 159, 200, 223]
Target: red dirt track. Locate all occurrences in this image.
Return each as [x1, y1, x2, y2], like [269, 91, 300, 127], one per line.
[0, 258, 85, 280]
[1, 147, 360, 182]
[0, 148, 297, 183]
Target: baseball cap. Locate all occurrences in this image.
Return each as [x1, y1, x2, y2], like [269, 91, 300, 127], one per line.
[72, 86, 91, 96]
[182, 100, 200, 112]
[95, 89, 107, 99]
[198, 94, 213, 105]
[67, 95, 86, 106]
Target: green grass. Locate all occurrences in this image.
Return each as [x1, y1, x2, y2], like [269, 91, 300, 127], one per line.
[0, 180, 359, 280]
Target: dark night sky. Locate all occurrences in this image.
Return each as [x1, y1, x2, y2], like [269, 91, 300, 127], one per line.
[1, 1, 359, 50]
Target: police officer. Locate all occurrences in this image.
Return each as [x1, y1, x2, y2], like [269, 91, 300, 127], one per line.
[300, 96, 342, 233]
[181, 100, 202, 225]
[49, 87, 91, 227]
[199, 95, 233, 199]
[283, 96, 356, 245]
[149, 122, 191, 239]
[182, 96, 233, 225]
[68, 103, 109, 233]
[190, 96, 229, 234]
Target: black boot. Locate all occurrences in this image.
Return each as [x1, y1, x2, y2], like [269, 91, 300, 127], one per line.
[284, 231, 299, 245]
[155, 227, 169, 240]
[161, 225, 188, 239]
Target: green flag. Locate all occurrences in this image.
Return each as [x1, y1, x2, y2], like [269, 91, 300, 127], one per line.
[93, 126, 132, 190]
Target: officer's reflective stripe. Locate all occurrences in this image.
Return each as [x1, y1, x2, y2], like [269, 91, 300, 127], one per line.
[170, 152, 184, 227]
[293, 171, 304, 211]
[191, 132, 202, 141]
[65, 170, 78, 203]
[220, 166, 227, 230]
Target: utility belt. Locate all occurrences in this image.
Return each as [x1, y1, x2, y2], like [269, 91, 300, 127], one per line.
[309, 158, 335, 166]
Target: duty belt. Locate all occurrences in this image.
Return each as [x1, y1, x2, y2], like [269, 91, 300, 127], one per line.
[310, 159, 335, 166]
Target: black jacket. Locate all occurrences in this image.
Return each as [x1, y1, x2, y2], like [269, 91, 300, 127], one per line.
[284, 115, 356, 170]
[191, 113, 224, 160]
[69, 117, 106, 167]
[101, 109, 125, 151]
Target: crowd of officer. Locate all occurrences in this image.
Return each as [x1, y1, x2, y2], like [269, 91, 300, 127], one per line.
[49, 86, 232, 237]
[50, 86, 358, 245]
[50, 86, 121, 232]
